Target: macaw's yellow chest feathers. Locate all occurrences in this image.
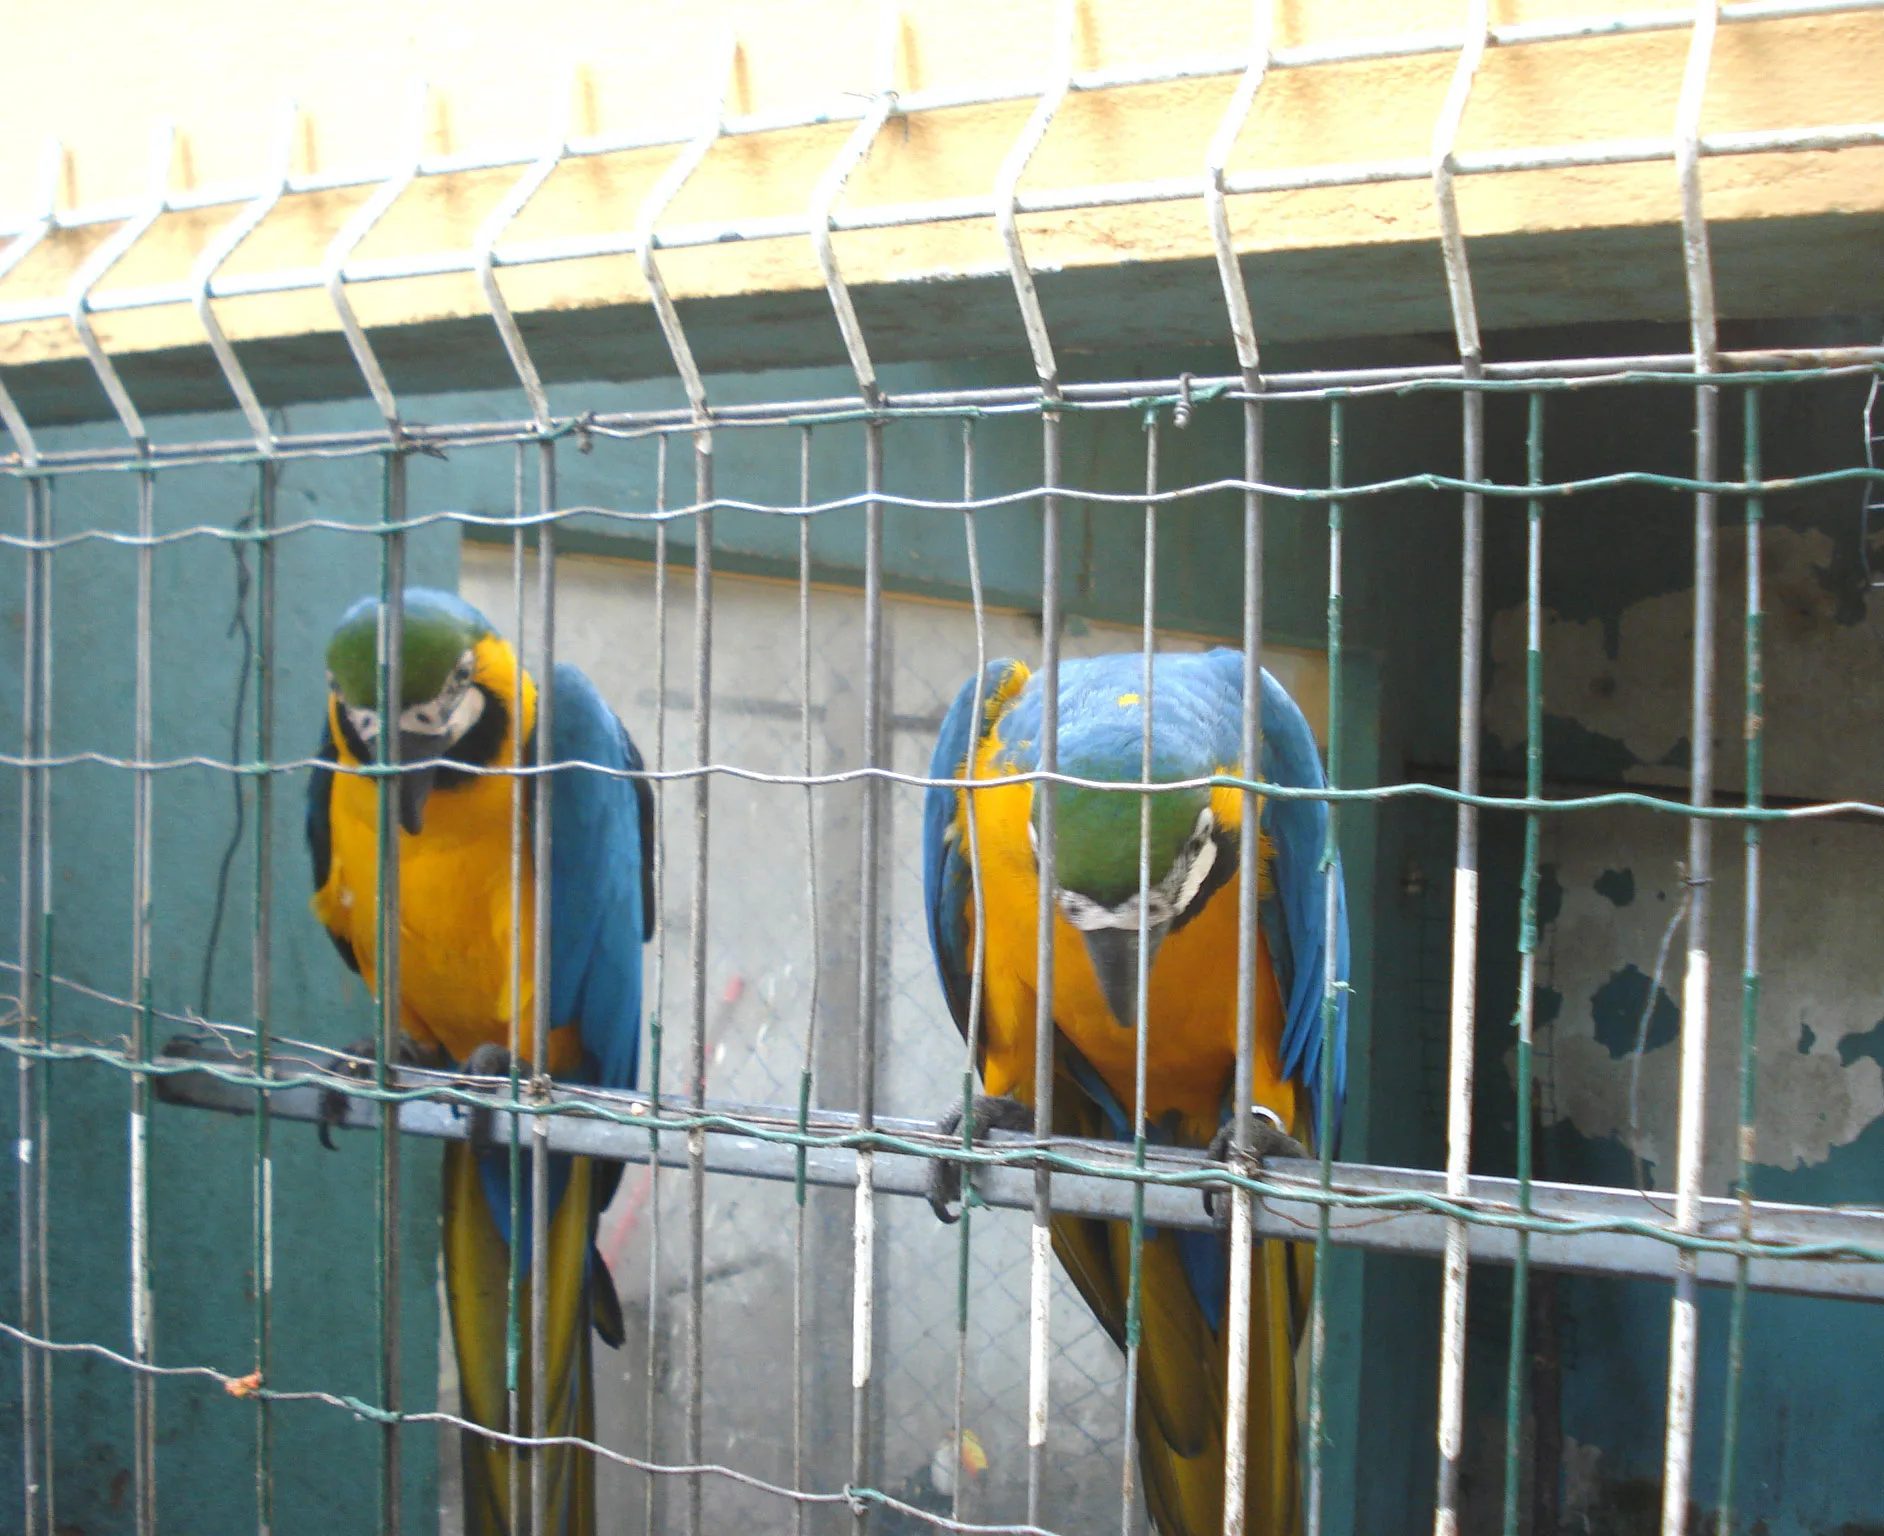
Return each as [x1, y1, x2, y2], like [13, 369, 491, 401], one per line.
[311, 630, 579, 1074]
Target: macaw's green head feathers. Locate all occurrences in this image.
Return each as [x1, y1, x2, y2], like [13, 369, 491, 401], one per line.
[326, 588, 493, 713]
[1044, 779, 1225, 1032]
[326, 588, 499, 834]
[1047, 782, 1213, 909]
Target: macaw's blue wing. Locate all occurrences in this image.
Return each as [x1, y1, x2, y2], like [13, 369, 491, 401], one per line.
[923, 658, 1030, 1043]
[547, 662, 653, 1092]
[1200, 651, 1350, 1147]
[472, 664, 649, 1237]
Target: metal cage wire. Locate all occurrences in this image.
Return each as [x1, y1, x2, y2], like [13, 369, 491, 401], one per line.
[3, 3, 1884, 1536]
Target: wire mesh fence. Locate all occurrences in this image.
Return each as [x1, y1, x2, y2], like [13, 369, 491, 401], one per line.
[5, 4, 1884, 1536]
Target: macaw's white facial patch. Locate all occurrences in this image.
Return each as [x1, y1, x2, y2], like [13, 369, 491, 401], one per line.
[340, 649, 484, 749]
[400, 653, 484, 742]
[1053, 806, 1220, 931]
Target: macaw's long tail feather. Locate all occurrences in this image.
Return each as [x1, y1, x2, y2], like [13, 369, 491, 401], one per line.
[1047, 1065, 1309, 1536]
[443, 1140, 602, 1536]
[1053, 1214, 1307, 1536]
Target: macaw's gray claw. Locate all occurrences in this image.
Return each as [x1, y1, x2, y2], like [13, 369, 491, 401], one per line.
[926, 1093, 1034, 1224]
[1203, 1115, 1308, 1228]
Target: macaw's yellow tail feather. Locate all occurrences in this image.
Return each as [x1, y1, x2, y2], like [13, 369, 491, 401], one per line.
[1050, 1217, 1307, 1536]
[443, 1141, 600, 1536]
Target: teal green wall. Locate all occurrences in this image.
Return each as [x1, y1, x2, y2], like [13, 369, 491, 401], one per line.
[0, 399, 458, 1536]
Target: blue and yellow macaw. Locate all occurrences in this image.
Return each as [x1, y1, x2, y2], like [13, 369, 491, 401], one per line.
[922, 648, 1348, 1536]
[307, 588, 652, 1536]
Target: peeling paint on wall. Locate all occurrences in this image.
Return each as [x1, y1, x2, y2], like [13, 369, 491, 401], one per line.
[1482, 516, 1884, 1180]
[1507, 813, 1884, 1179]
[1490, 682, 1884, 1180]
[1485, 525, 1863, 800]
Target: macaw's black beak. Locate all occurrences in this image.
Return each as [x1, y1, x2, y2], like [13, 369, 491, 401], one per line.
[1079, 919, 1170, 1030]
[395, 731, 442, 835]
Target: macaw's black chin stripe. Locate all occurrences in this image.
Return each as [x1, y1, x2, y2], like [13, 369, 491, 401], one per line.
[1167, 828, 1239, 937]
[332, 684, 511, 793]
[433, 685, 510, 790]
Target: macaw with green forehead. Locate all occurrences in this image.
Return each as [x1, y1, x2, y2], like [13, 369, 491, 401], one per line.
[923, 648, 1348, 1536]
[308, 587, 652, 1536]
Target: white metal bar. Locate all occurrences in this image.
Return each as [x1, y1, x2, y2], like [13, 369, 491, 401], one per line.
[807, 15, 899, 1531]
[1205, 2, 1273, 383]
[994, 4, 1076, 1522]
[473, 70, 575, 430]
[808, 7, 899, 408]
[1430, 2, 1491, 1531]
[1122, 416, 1157, 1536]
[191, 104, 298, 454]
[1661, 5, 1723, 1533]
[632, 33, 737, 423]
[994, 0, 1076, 393]
[0, 146, 58, 471]
[128, 466, 156, 1536]
[65, 125, 173, 450]
[320, 84, 428, 433]
[1210, 9, 1275, 1536]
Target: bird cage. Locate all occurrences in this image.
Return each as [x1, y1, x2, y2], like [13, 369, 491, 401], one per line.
[4, 4, 1884, 1535]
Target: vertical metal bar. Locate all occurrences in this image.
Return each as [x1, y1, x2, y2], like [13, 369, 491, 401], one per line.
[850, 415, 887, 1534]
[643, 435, 670, 1536]
[1227, 379, 1269, 1536]
[529, 438, 557, 1536]
[506, 440, 527, 1536]
[30, 476, 55, 1536]
[1121, 412, 1158, 1536]
[473, 126, 568, 1501]
[89, 132, 178, 1536]
[951, 418, 988, 1534]
[685, 427, 712, 1536]
[1207, 12, 1274, 1530]
[128, 456, 153, 1536]
[1663, 8, 1721, 1532]
[1027, 413, 1062, 1530]
[792, 424, 820, 1536]
[374, 453, 408, 1536]
[250, 456, 278, 1534]
[14, 469, 46, 1536]
[1428, 4, 1491, 1526]
[806, 21, 898, 1525]
[630, 46, 728, 1534]
[1501, 393, 1546, 1536]
[992, 5, 1075, 1514]
[1307, 400, 1345, 1536]
[129, 469, 155, 1522]
[64, 132, 172, 1531]
[1716, 384, 1762, 1536]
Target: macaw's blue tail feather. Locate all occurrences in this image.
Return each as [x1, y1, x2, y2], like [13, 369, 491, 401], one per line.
[445, 1140, 608, 1536]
